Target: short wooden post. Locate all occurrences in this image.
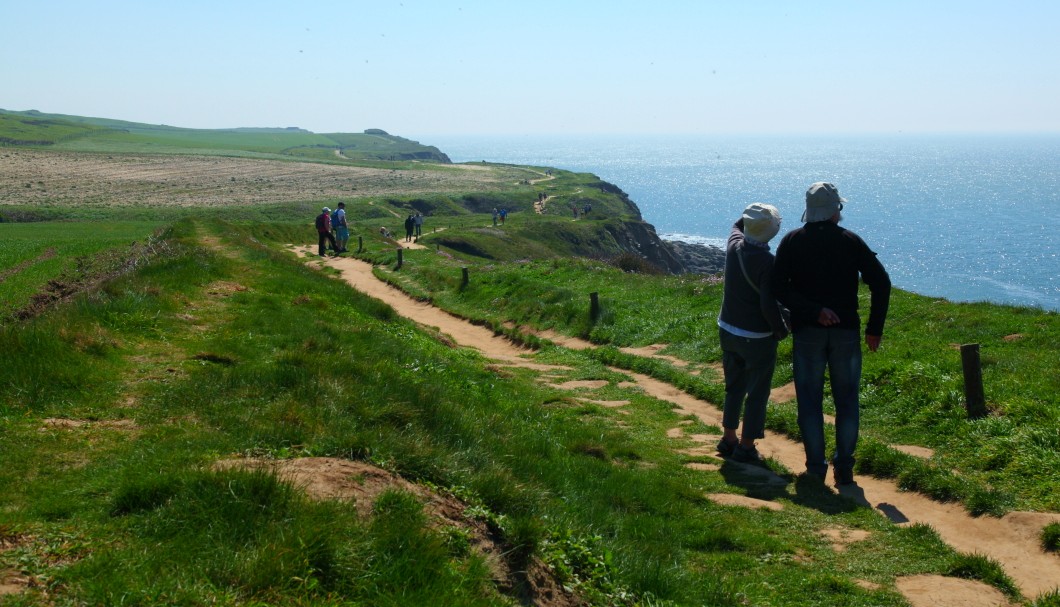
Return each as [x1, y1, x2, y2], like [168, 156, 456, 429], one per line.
[461, 267, 469, 287]
[357, 236, 363, 253]
[960, 343, 987, 419]
[396, 248, 403, 270]
[589, 292, 600, 321]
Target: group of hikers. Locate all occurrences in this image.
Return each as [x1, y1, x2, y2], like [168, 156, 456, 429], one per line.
[403, 213, 424, 242]
[314, 202, 350, 256]
[313, 183, 891, 486]
[315, 203, 430, 255]
[718, 182, 890, 486]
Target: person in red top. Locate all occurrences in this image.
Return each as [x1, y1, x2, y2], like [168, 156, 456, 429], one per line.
[315, 207, 337, 256]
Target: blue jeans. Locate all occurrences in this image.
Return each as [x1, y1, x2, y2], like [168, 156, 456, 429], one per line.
[792, 327, 862, 477]
[719, 328, 778, 441]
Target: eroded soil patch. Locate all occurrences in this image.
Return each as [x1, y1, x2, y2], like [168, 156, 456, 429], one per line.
[216, 457, 584, 607]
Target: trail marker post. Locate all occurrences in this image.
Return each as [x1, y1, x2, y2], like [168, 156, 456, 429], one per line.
[589, 292, 600, 322]
[396, 248, 403, 270]
[960, 343, 987, 419]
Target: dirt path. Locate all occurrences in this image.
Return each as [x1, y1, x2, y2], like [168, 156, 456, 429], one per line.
[296, 247, 1060, 599]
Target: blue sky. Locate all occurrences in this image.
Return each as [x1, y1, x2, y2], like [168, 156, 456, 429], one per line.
[3, 1, 1058, 136]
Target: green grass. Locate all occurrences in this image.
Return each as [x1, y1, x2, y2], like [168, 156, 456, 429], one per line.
[1, 108, 449, 162]
[0, 221, 164, 315]
[4, 219, 1036, 605]
[1043, 523, 1060, 552]
[2, 124, 1058, 603]
[347, 233, 1060, 514]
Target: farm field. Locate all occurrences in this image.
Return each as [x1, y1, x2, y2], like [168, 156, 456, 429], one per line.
[0, 148, 522, 212]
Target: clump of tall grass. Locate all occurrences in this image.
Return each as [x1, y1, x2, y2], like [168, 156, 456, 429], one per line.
[1043, 522, 1060, 552]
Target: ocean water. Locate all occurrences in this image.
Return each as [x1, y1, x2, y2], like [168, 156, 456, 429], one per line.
[430, 134, 1060, 311]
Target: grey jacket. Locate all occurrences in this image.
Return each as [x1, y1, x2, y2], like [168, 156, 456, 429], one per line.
[719, 220, 789, 340]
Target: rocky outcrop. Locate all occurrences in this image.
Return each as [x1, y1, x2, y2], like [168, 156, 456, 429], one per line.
[594, 179, 723, 275]
[603, 219, 686, 274]
[665, 239, 726, 275]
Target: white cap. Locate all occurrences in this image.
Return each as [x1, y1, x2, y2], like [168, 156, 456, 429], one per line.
[742, 203, 782, 243]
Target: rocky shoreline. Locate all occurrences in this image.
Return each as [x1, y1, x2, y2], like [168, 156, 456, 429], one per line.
[665, 238, 726, 275]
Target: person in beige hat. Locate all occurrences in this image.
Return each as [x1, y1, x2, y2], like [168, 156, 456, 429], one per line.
[771, 182, 891, 486]
[716, 203, 790, 462]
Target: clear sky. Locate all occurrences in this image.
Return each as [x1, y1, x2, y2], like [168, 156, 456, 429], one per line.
[3, 0, 1058, 137]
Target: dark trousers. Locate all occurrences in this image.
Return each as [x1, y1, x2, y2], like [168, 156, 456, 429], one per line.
[719, 328, 778, 441]
[318, 231, 337, 255]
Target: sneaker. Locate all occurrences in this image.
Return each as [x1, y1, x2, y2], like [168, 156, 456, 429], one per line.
[732, 444, 762, 463]
[834, 468, 855, 486]
[716, 439, 737, 457]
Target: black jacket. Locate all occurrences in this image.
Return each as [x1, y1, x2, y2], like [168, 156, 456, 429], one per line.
[771, 221, 891, 336]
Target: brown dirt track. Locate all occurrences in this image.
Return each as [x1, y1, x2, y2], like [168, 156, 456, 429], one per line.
[0, 149, 523, 208]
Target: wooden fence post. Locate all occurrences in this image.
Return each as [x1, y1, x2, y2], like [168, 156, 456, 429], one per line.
[396, 248, 403, 270]
[357, 236, 363, 253]
[461, 267, 469, 288]
[589, 292, 600, 322]
[960, 343, 987, 419]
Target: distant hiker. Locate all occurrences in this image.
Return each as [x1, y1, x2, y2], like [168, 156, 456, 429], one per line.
[583, 202, 591, 215]
[771, 182, 891, 486]
[315, 207, 337, 256]
[379, 226, 392, 239]
[332, 202, 349, 253]
[717, 204, 788, 463]
[499, 208, 507, 225]
[492, 207, 499, 226]
[413, 212, 424, 237]
[404, 214, 415, 242]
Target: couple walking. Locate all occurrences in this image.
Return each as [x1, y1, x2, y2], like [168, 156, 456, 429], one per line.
[717, 182, 891, 486]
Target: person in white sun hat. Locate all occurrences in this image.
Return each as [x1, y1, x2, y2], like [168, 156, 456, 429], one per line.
[716, 202, 790, 463]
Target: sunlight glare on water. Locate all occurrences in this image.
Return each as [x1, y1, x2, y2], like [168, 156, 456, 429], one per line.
[433, 134, 1060, 311]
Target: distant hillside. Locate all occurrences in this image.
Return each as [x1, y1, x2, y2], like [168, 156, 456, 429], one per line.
[0, 109, 451, 163]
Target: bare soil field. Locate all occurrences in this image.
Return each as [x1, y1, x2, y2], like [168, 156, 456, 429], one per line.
[0, 149, 524, 208]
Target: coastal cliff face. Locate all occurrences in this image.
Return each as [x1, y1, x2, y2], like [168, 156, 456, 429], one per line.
[598, 179, 725, 275]
[604, 219, 685, 274]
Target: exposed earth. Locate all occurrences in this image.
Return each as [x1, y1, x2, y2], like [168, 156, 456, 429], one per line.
[0, 149, 526, 208]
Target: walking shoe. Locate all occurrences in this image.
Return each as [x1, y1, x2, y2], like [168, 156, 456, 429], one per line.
[732, 444, 762, 463]
[834, 468, 855, 486]
[716, 439, 737, 457]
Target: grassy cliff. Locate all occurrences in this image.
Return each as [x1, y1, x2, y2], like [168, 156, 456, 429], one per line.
[1, 114, 1057, 606]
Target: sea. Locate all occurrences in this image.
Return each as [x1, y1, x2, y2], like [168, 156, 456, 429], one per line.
[429, 134, 1060, 312]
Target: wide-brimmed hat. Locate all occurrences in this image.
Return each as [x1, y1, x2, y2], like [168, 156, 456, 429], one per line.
[802, 182, 845, 222]
[322, 207, 331, 213]
[742, 203, 782, 243]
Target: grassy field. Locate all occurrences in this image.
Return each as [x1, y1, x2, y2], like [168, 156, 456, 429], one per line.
[0, 221, 164, 316]
[0, 109, 449, 162]
[1, 122, 1058, 605]
[365, 236, 1060, 515]
[3, 218, 1047, 606]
